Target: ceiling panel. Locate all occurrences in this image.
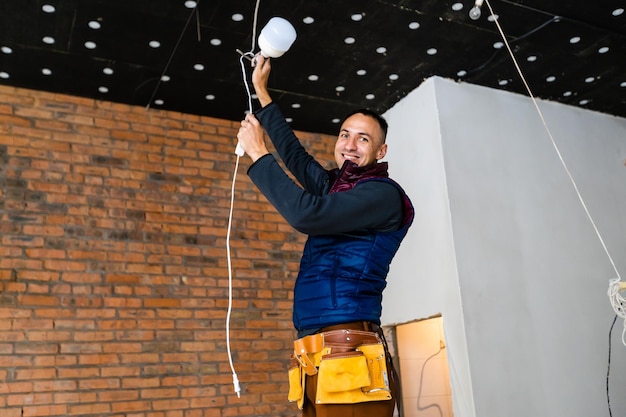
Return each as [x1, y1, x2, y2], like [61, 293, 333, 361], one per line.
[0, 0, 624, 135]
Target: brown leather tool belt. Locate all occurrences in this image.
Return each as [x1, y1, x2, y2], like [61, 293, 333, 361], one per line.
[293, 323, 382, 376]
[288, 322, 392, 406]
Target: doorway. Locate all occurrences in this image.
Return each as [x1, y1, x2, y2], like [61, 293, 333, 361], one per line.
[388, 316, 453, 417]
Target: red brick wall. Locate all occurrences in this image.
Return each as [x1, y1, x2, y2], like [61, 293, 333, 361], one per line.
[0, 85, 335, 417]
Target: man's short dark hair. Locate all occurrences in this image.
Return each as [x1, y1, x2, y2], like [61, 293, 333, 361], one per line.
[341, 108, 388, 143]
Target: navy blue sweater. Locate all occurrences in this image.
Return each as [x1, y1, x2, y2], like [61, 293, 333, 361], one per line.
[247, 103, 404, 235]
[247, 103, 413, 335]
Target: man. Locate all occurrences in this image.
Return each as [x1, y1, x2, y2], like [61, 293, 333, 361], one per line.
[236, 55, 414, 417]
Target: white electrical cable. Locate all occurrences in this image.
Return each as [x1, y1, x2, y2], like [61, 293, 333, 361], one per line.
[225, 155, 241, 397]
[483, 0, 625, 345]
[225, 0, 263, 398]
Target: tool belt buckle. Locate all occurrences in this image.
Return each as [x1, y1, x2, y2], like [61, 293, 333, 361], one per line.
[293, 333, 324, 376]
[295, 352, 318, 376]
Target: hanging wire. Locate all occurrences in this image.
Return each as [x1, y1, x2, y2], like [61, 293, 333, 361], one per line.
[482, 6, 626, 417]
[481, 9, 626, 417]
[465, 15, 560, 76]
[607, 315, 617, 417]
[483, 0, 626, 355]
[225, 153, 242, 397]
[145, 2, 200, 110]
[224, 0, 263, 398]
[484, 0, 622, 283]
[237, 0, 261, 115]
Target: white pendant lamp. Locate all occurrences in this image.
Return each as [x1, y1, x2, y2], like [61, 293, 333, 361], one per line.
[258, 17, 297, 58]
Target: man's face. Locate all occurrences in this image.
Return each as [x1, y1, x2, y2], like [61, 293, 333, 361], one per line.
[334, 113, 388, 168]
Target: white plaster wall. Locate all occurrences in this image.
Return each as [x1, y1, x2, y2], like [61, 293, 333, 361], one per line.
[382, 76, 626, 417]
[382, 78, 476, 417]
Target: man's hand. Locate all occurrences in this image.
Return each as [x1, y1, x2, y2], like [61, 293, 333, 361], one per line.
[252, 55, 272, 108]
[236, 113, 269, 162]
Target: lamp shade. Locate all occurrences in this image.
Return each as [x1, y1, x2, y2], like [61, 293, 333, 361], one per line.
[258, 17, 297, 58]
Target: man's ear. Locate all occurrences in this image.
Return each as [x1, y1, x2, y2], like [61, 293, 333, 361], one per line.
[376, 143, 388, 160]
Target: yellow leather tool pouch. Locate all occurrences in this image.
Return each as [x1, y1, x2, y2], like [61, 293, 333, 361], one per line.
[287, 357, 305, 409]
[315, 343, 391, 404]
[357, 343, 391, 397]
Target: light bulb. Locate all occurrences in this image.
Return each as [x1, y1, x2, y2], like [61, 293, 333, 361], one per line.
[469, 6, 481, 20]
[469, 0, 484, 20]
[258, 17, 297, 58]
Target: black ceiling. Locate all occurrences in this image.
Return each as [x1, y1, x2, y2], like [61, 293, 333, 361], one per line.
[1, 0, 625, 135]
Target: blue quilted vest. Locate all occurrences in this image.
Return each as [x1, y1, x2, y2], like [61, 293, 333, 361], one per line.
[293, 162, 414, 333]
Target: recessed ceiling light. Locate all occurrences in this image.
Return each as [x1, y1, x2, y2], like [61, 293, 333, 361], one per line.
[579, 99, 590, 105]
[98, 86, 109, 93]
[210, 38, 221, 46]
[308, 75, 319, 81]
[585, 76, 595, 83]
[389, 74, 399, 81]
[498, 79, 509, 86]
[291, 103, 301, 108]
[205, 94, 215, 100]
[149, 40, 161, 48]
[487, 14, 499, 22]
[154, 99, 164, 105]
[598, 46, 609, 54]
[194, 63, 205, 71]
[620, 82, 626, 88]
[0, 72, 10, 79]
[546, 76, 556, 82]
[563, 91, 573, 97]
[285, 118, 293, 123]
[527, 55, 538, 62]
[103, 67, 114, 75]
[303, 16, 315, 24]
[42, 36, 55, 45]
[612, 8, 624, 16]
[88, 20, 101, 29]
[42, 4, 56, 13]
[84, 41, 97, 49]
[376, 47, 387, 54]
[569, 36, 581, 44]
[356, 69, 367, 75]
[161, 75, 171, 82]
[1, 46, 12, 54]
[332, 118, 341, 124]
[344, 37, 356, 44]
[351, 13, 363, 21]
[185, 1, 198, 8]
[451, 3, 464, 11]
[408, 22, 420, 29]
[41, 68, 52, 75]
[427, 48, 438, 55]
[493, 42, 504, 49]
[457, 70, 467, 77]
[335, 86, 345, 92]
[366, 94, 375, 100]
[232, 14, 244, 22]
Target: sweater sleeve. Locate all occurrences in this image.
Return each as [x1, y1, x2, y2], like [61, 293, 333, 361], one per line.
[248, 154, 402, 235]
[255, 103, 329, 195]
